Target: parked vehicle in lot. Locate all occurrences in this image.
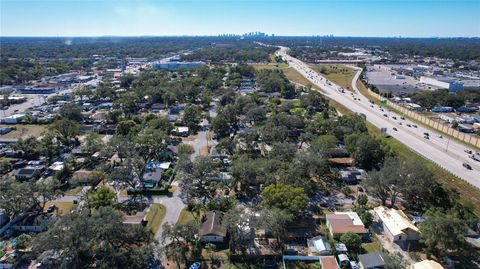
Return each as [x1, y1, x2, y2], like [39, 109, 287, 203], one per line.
[463, 163, 472, 170]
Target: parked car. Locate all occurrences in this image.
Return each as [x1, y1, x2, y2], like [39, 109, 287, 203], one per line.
[47, 204, 57, 213]
[189, 262, 201, 269]
[463, 163, 472, 170]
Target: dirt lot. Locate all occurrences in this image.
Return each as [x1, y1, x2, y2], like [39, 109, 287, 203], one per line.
[0, 124, 46, 139]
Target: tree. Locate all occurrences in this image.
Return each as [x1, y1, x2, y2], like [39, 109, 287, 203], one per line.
[135, 127, 169, 161]
[161, 221, 200, 268]
[59, 103, 83, 121]
[32, 207, 155, 269]
[178, 156, 219, 205]
[87, 185, 115, 209]
[260, 183, 308, 216]
[340, 232, 362, 253]
[15, 234, 32, 250]
[345, 133, 387, 169]
[50, 118, 80, 147]
[357, 194, 368, 207]
[74, 85, 93, 101]
[363, 157, 408, 207]
[419, 209, 468, 257]
[183, 105, 202, 131]
[81, 131, 104, 155]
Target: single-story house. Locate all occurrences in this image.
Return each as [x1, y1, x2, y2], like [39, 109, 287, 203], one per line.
[200, 210, 226, 243]
[374, 206, 419, 243]
[410, 260, 443, 269]
[307, 235, 331, 256]
[325, 212, 368, 239]
[15, 165, 45, 180]
[123, 211, 147, 226]
[173, 126, 189, 137]
[339, 168, 365, 184]
[320, 256, 340, 269]
[12, 213, 59, 233]
[358, 252, 386, 269]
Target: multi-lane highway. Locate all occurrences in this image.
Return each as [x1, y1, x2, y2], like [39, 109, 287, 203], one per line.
[275, 46, 480, 189]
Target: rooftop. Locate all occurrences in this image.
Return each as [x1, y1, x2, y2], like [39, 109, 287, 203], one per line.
[326, 211, 368, 235]
[374, 206, 419, 237]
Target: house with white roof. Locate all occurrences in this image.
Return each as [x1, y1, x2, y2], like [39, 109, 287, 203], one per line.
[307, 235, 331, 256]
[374, 206, 419, 243]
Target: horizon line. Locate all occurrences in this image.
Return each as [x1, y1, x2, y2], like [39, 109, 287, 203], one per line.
[1, 35, 480, 39]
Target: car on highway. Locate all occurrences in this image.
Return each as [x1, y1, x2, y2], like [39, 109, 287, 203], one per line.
[465, 149, 473, 154]
[438, 135, 443, 139]
[400, 116, 405, 120]
[406, 124, 411, 127]
[412, 124, 418, 128]
[393, 127, 398, 131]
[370, 105, 374, 108]
[392, 116, 397, 120]
[424, 132, 429, 136]
[463, 163, 473, 170]
[383, 114, 388, 117]
[424, 135, 429, 139]
[399, 122, 402, 125]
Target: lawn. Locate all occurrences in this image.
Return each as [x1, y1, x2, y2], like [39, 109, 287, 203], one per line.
[309, 64, 356, 90]
[146, 203, 166, 234]
[0, 124, 46, 139]
[177, 208, 198, 225]
[44, 201, 75, 216]
[362, 241, 383, 254]
[64, 186, 84, 196]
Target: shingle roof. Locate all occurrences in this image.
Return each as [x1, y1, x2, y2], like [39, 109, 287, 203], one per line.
[358, 253, 386, 269]
[200, 211, 226, 237]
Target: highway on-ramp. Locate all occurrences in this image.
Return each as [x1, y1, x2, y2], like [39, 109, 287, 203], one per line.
[275, 46, 480, 189]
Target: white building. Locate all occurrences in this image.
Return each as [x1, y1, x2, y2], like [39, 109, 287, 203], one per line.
[420, 76, 464, 92]
[374, 206, 419, 243]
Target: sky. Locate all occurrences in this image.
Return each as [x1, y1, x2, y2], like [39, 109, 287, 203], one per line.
[1, 0, 479, 37]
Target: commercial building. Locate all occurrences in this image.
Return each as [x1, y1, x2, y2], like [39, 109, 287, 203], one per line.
[0, 113, 26, 124]
[374, 206, 419, 243]
[420, 76, 464, 92]
[152, 60, 205, 70]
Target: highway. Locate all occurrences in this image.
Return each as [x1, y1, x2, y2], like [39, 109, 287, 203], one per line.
[275, 46, 480, 189]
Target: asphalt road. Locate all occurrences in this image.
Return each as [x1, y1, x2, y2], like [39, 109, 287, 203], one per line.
[275, 46, 480, 189]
